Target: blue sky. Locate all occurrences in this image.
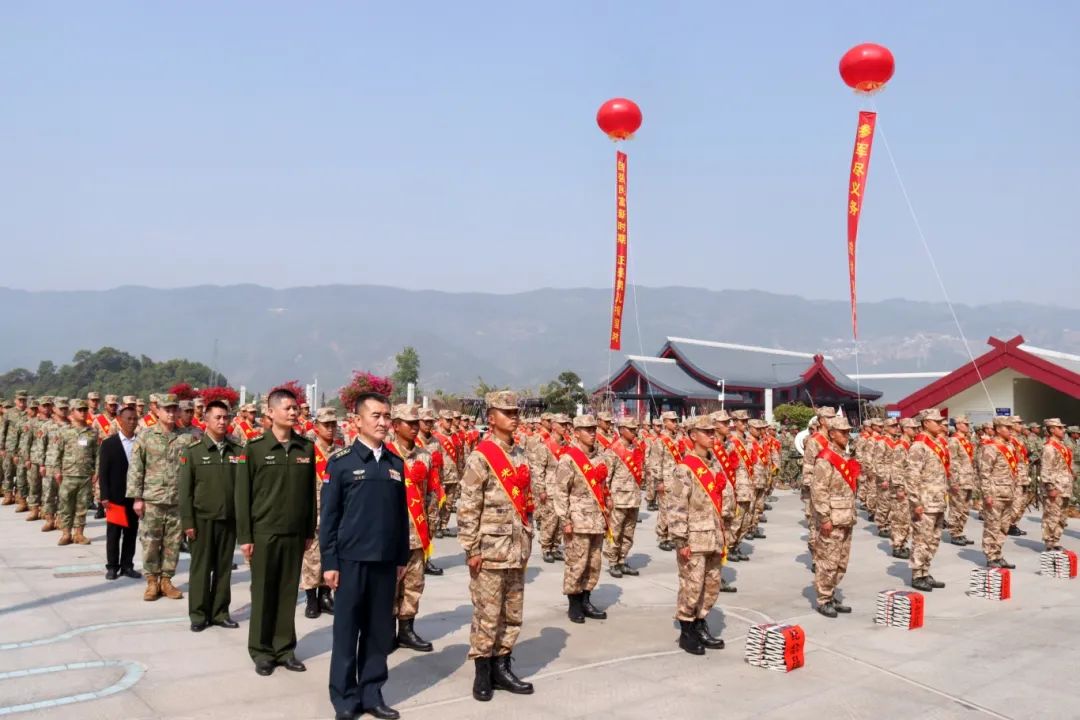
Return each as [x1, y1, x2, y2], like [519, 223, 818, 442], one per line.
[2, 1, 1077, 307]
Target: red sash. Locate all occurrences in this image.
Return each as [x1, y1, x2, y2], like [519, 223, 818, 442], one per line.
[190, 416, 206, 431]
[711, 441, 736, 488]
[94, 414, 114, 439]
[475, 439, 533, 524]
[237, 420, 260, 440]
[1011, 438, 1029, 462]
[314, 443, 330, 481]
[914, 433, 950, 475]
[680, 453, 725, 519]
[561, 445, 612, 539]
[982, 439, 1018, 477]
[809, 431, 828, 452]
[817, 447, 860, 494]
[1048, 439, 1074, 474]
[142, 413, 157, 427]
[597, 432, 613, 450]
[432, 432, 459, 465]
[884, 437, 900, 449]
[952, 433, 974, 463]
[609, 439, 644, 486]
[730, 437, 755, 473]
[539, 430, 563, 460]
[659, 434, 682, 462]
[386, 442, 434, 558]
[678, 436, 694, 455]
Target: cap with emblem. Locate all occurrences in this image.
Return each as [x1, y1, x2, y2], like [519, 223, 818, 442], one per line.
[87, 392, 101, 400]
[597, 411, 614, 423]
[391, 404, 421, 422]
[553, 413, 571, 425]
[149, 394, 160, 404]
[992, 416, 1011, 428]
[104, 394, 119, 404]
[816, 406, 837, 419]
[485, 391, 519, 411]
[316, 407, 339, 424]
[122, 395, 137, 406]
[731, 409, 750, 421]
[573, 414, 597, 428]
[748, 419, 768, 429]
[39, 396, 54, 406]
[884, 417, 898, 427]
[178, 400, 193, 410]
[616, 416, 638, 429]
[157, 394, 179, 407]
[828, 416, 853, 432]
[660, 411, 679, 421]
[953, 415, 970, 425]
[72, 397, 90, 410]
[1044, 418, 1065, 428]
[15, 391, 27, 400]
[418, 408, 436, 421]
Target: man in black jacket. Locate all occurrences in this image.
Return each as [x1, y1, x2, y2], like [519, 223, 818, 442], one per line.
[98, 405, 141, 580]
[321, 392, 409, 720]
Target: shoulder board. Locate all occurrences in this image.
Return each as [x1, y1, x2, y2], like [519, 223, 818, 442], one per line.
[328, 445, 352, 461]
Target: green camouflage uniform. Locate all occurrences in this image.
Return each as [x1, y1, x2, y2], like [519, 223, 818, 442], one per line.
[53, 422, 99, 529]
[27, 412, 52, 509]
[15, 409, 34, 498]
[0, 405, 12, 495]
[781, 431, 800, 487]
[126, 423, 192, 579]
[42, 411, 69, 516]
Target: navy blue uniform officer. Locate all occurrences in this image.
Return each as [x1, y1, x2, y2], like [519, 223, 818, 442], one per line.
[321, 392, 409, 720]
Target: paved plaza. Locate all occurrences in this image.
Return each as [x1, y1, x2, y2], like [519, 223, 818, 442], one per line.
[1, 492, 1078, 719]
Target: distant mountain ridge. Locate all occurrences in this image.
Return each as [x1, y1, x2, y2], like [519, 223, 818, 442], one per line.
[1, 285, 1076, 397]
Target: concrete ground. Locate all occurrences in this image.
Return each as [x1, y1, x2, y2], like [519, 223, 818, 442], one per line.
[1, 492, 1078, 720]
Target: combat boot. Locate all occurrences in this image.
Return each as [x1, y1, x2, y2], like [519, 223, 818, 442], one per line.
[318, 586, 334, 615]
[304, 588, 320, 619]
[911, 576, 933, 592]
[581, 591, 607, 620]
[752, 529, 766, 539]
[25, 507, 40, 521]
[758, 516, 768, 524]
[950, 535, 968, 546]
[492, 655, 534, 694]
[73, 527, 91, 545]
[551, 547, 565, 561]
[159, 577, 184, 599]
[396, 619, 433, 652]
[608, 563, 623, 578]
[647, 500, 659, 511]
[472, 658, 493, 702]
[40, 514, 55, 532]
[817, 601, 838, 618]
[693, 619, 725, 649]
[57, 528, 72, 546]
[926, 576, 945, 589]
[719, 578, 737, 593]
[0, 491, 13, 505]
[542, 551, 555, 563]
[620, 563, 639, 577]
[567, 593, 585, 624]
[14, 497, 28, 512]
[678, 621, 705, 655]
[144, 575, 161, 601]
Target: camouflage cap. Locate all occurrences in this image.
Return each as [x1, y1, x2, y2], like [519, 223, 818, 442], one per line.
[952, 415, 970, 425]
[193, 397, 205, 407]
[178, 400, 194, 410]
[241, 403, 256, 413]
[816, 406, 837, 419]
[651, 418, 662, 426]
[597, 411, 614, 423]
[748, 419, 768, 429]
[485, 391, 518, 411]
[451, 411, 462, 419]
[616, 416, 638, 429]
[660, 411, 679, 421]
[868, 417, 884, 427]
[72, 397, 89, 410]
[28, 397, 38, 408]
[884, 417, 899, 427]
[991, 416, 1012, 427]
[1, 400, 12, 409]
[121, 395, 137, 406]
[418, 407, 437, 421]
[38, 396, 53, 406]
[54, 399, 69, 410]
[540, 412, 553, 422]
[920, 409, 945, 423]
[157, 393, 179, 407]
[438, 410, 454, 420]
[573, 414, 597, 429]
[828, 416, 853, 432]
[900, 418, 918, 429]
[711, 409, 732, 423]
[15, 391, 27, 399]
[553, 413, 572, 425]
[105, 394, 119, 404]
[149, 394, 160, 404]
[135, 397, 145, 405]
[1067, 425, 1080, 433]
[1009, 415, 1023, 425]
[316, 407, 339, 424]
[391, 404, 420, 422]
[1044, 417, 1065, 428]
[688, 416, 715, 432]
[731, 409, 750, 421]
[87, 392, 101, 400]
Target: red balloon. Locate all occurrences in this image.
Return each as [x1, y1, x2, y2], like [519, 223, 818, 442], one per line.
[839, 43, 895, 94]
[596, 98, 642, 141]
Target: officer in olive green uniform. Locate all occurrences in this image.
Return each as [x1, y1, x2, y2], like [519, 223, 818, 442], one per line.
[180, 406, 242, 632]
[236, 389, 317, 675]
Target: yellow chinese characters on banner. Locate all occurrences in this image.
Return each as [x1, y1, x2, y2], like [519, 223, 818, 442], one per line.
[846, 111, 876, 339]
[610, 151, 628, 350]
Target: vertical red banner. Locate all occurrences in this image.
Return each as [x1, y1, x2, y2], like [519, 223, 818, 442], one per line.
[610, 151, 628, 350]
[846, 110, 876, 339]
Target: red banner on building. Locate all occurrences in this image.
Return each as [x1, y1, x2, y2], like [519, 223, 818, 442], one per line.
[846, 111, 876, 339]
[610, 151, 628, 350]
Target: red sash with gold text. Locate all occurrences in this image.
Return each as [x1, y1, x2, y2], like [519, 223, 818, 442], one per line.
[433, 432, 459, 466]
[314, 443, 330, 481]
[915, 433, 950, 476]
[386, 442, 434, 558]
[609, 439, 644, 486]
[982, 439, 1018, 477]
[1048, 439, 1074, 475]
[952, 433, 974, 463]
[817, 447, 861, 495]
[476, 439, 533, 524]
[562, 445, 612, 539]
[680, 453, 725, 519]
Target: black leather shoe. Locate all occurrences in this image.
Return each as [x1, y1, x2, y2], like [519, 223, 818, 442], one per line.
[658, 540, 674, 552]
[280, 657, 306, 672]
[423, 561, 444, 576]
[95, 506, 106, 520]
[832, 600, 852, 613]
[105, 568, 119, 580]
[927, 576, 945, 589]
[396, 618, 434, 652]
[764, 503, 773, 511]
[608, 564, 623, 578]
[647, 501, 659, 511]
[1007, 525, 1022, 536]
[363, 704, 400, 719]
[892, 547, 905, 558]
[213, 617, 239, 629]
[551, 547, 565, 561]
[964, 537, 975, 545]
[304, 588, 320, 619]
[318, 586, 335, 615]
[472, 658, 493, 702]
[693, 619, 725, 649]
[434, 528, 444, 539]
[581, 591, 607, 620]
[191, 621, 208, 632]
[492, 655, 534, 694]
[255, 660, 275, 676]
[999, 558, 1016, 569]
[620, 563, 639, 576]
[678, 620, 705, 655]
[727, 548, 741, 561]
[879, 529, 892, 538]
[817, 602, 838, 618]
[758, 516, 768, 524]
[334, 712, 356, 720]
[753, 529, 766, 539]
[737, 550, 751, 562]
[950, 536, 967, 546]
[567, 594, 585, 624]
[543, 551, 555, 563]
[442, 527, 458, 537]
[911, 577, 933, 592]
[719, 579, 737, 593]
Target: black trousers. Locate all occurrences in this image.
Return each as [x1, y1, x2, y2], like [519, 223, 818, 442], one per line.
[247, 532, 305, 664]
[188, 516, 236, 625]
[106, 506, 139, 571]
[329, 560, 397, 714]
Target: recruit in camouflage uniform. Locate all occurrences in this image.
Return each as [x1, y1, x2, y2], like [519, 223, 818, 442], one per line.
[0, 399, 14, 505]
[870, 418, 899, 539]
[2, 394, 29, 506]
[301, 407, 338, 620]
[1006, 416, 1031, 534]
[15, 397, 38, 510]
[420, 408, 457, 539]
[669, 415, 733, 654]
[1040, 418, 1074, 550]
[126, 394, 189, 602]
[526, 413, 564, 563]
[946, 416, 978, 545]
[651, 411, 682, 552]
[435, 411, 463, 529]
[888, 419, 917, 557]
[24, 397, 54, 520]
[800, 407, 836, 563]
[810, 416, 857, 617]
[905, 410, 949, 592]
[746, 419, 770, 539]
[457, 390, 534, 702]
[1068, 426, 1080, 503]
[52, 397, 99, 545]
[601, 416, 645, 577]
[977, 416, 1020, 568]
[40, 398, 70, 530]
[726, 410, 755, 561]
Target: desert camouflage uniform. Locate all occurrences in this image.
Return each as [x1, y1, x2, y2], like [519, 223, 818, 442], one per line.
[430, 431, 461, 533]
[870, 434, 892, 532]
[53, 423, 99, 530]
[1040, 436, 1074, 548]
[300, 440, 333, 590]
[727, 434, 755, 549]
[905, 434, 948, 580]
[801, 430, 828, 557]
[526, 430, 561, 555]
[946, 433, 977, 539]
[653, 430, 681, 545]
[747, 434, 769, 533]
[553, 442, 607, 595]
[669, 451, 733, 621]
[1007, 436, 1031, 527]
[458, 436, 533, 659]
[810, 441, 856, 605]
[126, 423, 191, 579]
[392, 440, 434, 621]
[977, 439, 1018, 562]
[887, 438, 913, 549]
[601, 437, 644, 567]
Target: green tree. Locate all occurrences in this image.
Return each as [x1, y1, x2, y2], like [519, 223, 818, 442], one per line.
[474, 376, 508, 397]
[773, 402, 816, 428]
[540, 371, 588, 414]
[391, 346, 421, 402]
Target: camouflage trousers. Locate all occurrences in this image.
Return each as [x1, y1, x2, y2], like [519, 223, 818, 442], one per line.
[856, 474, 867, 504]
[873, 481, 892, 530]
[605, 506, 639, 565]
[676, 549, 722, 622]
[733, 500, 755, 547]
[300, 532, 323, 590]
[654, 488, 669, 542]
[813, 524, 852, 605]
[535, 496, 560, 552]
[140, 502, 182, 578]
[1009, 484, 1036, 526]
[644, 473, 658, 504]
[801, 486, 818, 557]
[980, 496, 1011, 562]
[0, 456, 12, 493]
[15, 460, 28, 497]
[864, 476, 879, 517]
[749, 487, 766, 531]
[57, 475, 91, 529]
[889, 490, 912, 548]
[947, 486, 975, 538]
[909, 510, 944, 579]
[393, 548, 426, 619]
[436, 483, 459, 531]
[26, 466, 43, 508]
[1042, 494, 1070, 548]
[563, 532, 603, 595]
[468, 566, 524, 659]
[42, 471, 59, 515]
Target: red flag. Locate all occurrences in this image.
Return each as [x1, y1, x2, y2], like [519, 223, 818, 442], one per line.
[846, 111, 876, 338]
[609, 151, 628, 350]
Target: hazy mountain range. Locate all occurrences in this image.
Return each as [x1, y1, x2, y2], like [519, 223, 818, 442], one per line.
[2, 285, 1077, 399]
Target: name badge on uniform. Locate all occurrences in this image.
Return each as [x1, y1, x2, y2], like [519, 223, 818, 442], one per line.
[352, 469, 366, 478]
[388, 469, 402, 482]
[77, 437, 89, 447]
[295, 456, 311, 464]
[264, 456, 276, 464]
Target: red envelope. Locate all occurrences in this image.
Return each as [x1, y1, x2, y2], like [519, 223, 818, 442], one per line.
[105, 502, 128, 528]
